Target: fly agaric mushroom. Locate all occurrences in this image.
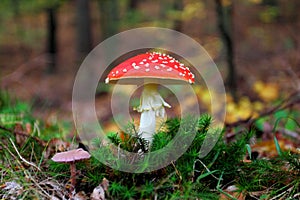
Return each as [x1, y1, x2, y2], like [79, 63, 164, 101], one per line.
[105, 52, 195, 144]
[51, 148, 91, 191]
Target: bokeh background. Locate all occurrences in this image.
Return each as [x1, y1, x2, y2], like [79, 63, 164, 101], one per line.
[1, 0, 299, 128]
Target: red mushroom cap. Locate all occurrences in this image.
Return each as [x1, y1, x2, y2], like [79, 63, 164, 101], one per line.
[105, 52, 195, 85]
[51, 148, 91, 163]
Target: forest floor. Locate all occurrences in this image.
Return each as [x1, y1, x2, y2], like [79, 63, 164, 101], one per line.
[0, 1, 300, 199]
[0, 0, 299, 153]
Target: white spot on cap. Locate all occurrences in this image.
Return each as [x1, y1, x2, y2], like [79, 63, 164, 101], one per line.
[143, 59, 147, 62]
[189, 79, 192, 84]
[158, 57, 163, 60]
[116, 70, 119, 74]
[132, 62, 136, 66]
[105, 77, 109, 84]
[145, 63, 150, 67]
[152, 59, 158, 63]
[162, 61, 168, 64]
[133, 65, 140, 70]
[167, 68, 172, 72]
[174, 65, 178, 69]
[170, 60, 175, 63]
[154, 66, 160, 70]
[160, 64, 166, 68]
[139, 61, 144, 65]
[122, 69, 127, 73]
[145, 68, 150, 72]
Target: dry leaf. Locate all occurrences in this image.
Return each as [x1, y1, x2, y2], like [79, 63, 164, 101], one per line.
[14, 123, 27, 147]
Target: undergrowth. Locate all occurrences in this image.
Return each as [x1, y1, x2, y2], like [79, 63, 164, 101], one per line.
[0, 91, 299, 199]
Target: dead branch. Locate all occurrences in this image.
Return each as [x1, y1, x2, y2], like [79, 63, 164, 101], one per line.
[0, 124, 46, 147]
[9, 138, 41, 171]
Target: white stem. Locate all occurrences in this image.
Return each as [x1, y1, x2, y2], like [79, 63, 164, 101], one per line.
[137, 84, 171, 143]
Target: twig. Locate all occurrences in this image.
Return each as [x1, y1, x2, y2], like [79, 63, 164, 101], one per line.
[171, 161, 182, 181]
[33, 121, 41, 137]
[1, 54, 48, 87]
[26, 172, 51, 199]
[294, 192, 300, 198]
[0, 124, 46, 146]
[9, 138, 41, 171]
[225, 91, 300, 129]
[193, 159, 219, 180]
[1, 141, 50, 198]
[269, 186, 293, 200]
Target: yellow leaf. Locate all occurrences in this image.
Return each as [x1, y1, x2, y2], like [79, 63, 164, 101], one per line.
[239, 96, 251, 109]
[226, 102, 237, 113]
[221, 0, 232, 7]
[248, 0, 262, 4]
[253, 101, 264, 112]
[253, 81, 279, 102]
[236, 107, 252, 120]
[253, 81, 264, 92]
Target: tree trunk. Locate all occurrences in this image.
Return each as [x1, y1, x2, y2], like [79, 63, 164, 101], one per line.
[46, 7, 57, 74]
[173, 0, 184, 32]
[98, 0, 119, 40]
[76, 0, 92, 57]
[11, 0, 20, 17]
[128, 0, 139, 10]
[215, 0, 237, 100]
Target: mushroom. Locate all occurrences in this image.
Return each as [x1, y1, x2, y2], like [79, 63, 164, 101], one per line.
[105, 52, 195, 144]
[51, 148, 91, 191]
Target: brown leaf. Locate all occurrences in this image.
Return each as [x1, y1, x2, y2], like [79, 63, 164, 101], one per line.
[14, 123, 27, 147]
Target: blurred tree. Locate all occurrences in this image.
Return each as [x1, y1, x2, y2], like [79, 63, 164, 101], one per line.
[277, 0, 299, 23]
[9, 0, 63, 73]
[128, 0, 139, 10]
[159, 0, 173, 24]
[76, 0, 92, 58]
[43, 1, 64, 74]
[19, 0, 63, 73]
[46, 6, 57, 74]
[262, 0, 278, 6]
[98, 0, 120, 40]
[215, 0, 237, 100]
[11, 0, 20, 18]
[173, 0, 183, 31]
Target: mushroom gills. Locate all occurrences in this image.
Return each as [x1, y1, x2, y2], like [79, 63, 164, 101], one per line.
[137, 84, 171, 144]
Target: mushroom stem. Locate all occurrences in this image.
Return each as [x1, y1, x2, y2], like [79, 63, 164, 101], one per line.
[137, 84, 171, 144]
[69, 162, 77, 191]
